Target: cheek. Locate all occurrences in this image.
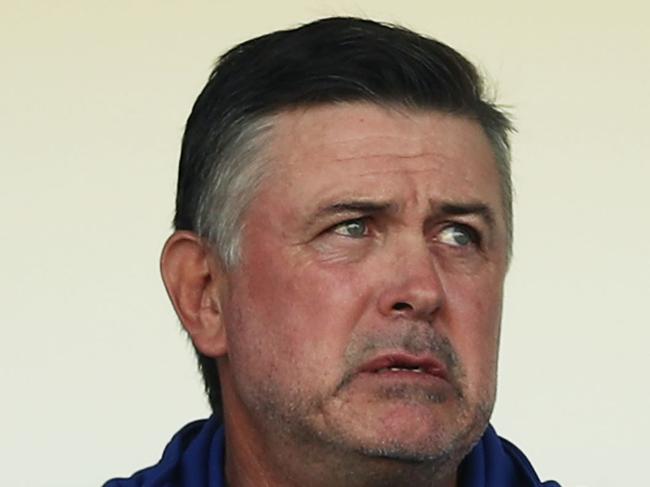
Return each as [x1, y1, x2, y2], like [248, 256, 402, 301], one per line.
[226, 246, 375, 383]
[444, 273, 503, 388]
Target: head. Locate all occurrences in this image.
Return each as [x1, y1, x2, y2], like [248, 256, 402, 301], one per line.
[162, 16, 513, 485]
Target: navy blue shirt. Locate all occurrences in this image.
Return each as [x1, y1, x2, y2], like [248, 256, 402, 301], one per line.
[105, 418, 560, 486]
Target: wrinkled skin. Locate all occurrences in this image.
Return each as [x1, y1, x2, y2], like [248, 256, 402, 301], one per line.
[212, 104, 509, 486]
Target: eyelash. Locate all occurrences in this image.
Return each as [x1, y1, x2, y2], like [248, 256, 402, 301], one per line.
[330, 218, 370, 238]
[326, 218, 481, 247]
[437, 222, 482, 248]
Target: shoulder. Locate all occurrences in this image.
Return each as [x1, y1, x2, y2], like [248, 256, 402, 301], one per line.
[103, 417, 225, 487]
[460, 424, 562, 486]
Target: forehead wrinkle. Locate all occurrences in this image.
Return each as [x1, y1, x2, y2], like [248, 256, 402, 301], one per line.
[331, 159, 450, 178]
[286, 136, 458, 171]
[268, 106, 485, 176]
[330, 151, 449, 165]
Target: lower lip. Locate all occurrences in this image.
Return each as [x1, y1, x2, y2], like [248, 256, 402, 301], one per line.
[358, 369, 449, 384]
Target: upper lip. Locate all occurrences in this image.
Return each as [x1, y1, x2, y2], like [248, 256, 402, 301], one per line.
[356, 353, 448, 380]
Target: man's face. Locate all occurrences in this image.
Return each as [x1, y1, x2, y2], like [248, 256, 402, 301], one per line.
[217, 103, 509, 462]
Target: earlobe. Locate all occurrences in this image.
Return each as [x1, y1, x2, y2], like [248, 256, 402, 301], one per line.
[160, 231, 228, 357]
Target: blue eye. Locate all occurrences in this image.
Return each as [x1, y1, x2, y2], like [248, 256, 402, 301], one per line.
[438, 224, 478, 247]
[332, 219, 368, 238]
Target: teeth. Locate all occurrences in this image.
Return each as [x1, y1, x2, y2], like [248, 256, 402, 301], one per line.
[385, 366, 423, 373]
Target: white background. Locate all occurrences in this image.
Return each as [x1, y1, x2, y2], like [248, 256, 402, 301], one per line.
[2, 1, 648, 486]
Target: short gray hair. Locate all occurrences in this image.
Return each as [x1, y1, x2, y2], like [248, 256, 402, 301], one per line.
[194, 116, 275, 267]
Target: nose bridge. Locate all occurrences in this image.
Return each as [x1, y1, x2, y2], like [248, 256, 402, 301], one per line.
[377, 232, 444, 321]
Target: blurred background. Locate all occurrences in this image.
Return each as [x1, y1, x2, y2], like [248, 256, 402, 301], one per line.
[2, 1, 648, 485]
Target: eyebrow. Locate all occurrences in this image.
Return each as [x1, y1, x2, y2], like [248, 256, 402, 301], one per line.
[308, 200, 397, 223]
[307, 199, 497, 229]
[438, 202, 497, 229]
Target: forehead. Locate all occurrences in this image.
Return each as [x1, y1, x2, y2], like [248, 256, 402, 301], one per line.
[260, 103, 502, 208]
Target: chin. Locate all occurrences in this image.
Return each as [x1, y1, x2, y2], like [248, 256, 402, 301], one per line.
[323, 397, 491, 466]
[364, 415, 485, 464]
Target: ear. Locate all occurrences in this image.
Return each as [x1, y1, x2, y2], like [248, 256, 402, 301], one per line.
[160, 231, 228, 357]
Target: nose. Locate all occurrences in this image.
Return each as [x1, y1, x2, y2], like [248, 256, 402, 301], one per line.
[377, 243, 445, 323]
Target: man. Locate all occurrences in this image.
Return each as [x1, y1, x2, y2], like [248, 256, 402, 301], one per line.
[106, 17, 560, 487]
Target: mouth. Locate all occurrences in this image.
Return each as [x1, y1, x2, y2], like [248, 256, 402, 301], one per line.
[357, 353, 449, 381]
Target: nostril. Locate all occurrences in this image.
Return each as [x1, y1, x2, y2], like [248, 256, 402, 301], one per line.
[392, 302, 413, 311]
